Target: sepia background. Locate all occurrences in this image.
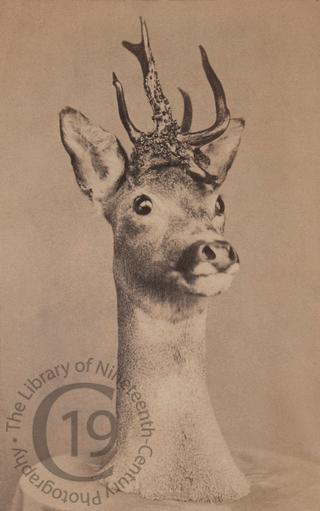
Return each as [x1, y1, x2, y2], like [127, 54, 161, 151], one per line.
[1, 0, 319, 509]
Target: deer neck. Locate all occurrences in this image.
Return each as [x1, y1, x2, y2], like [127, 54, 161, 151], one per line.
[116, 287, 208, 382]
[112, 286, 249, 502]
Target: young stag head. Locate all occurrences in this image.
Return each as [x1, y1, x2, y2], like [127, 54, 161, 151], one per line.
[59, 19, 249, 502]
[60, 19, 245, 312]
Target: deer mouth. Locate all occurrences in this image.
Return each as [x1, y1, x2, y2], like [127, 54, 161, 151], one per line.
[169, 262, 240, 297]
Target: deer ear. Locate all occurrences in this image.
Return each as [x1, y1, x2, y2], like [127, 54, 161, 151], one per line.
[59, 107, 127, 202]
[201, 118, 245, 187]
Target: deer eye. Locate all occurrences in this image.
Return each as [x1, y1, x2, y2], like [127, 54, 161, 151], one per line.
[215, 196, 225, 216]
[133, 195, 153, 215]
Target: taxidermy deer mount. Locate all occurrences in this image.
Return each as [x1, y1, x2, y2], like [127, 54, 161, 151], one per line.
[60, 17, 249, 503]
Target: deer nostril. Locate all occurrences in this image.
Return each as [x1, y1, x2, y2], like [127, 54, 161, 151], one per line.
[228, 245, 238, 263]
[202, 245, 216, 261]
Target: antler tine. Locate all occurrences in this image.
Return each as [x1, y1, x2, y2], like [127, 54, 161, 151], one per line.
[178, 88, 193, 133]
[122, 18, 173, 130]
[179, 46, 230, 147]
[122, 17, 152, 81]
[112, 72, 142, 143]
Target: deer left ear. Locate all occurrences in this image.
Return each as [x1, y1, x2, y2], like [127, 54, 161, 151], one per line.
[60, 107, 127, 203]
[201, 118, 245, 187]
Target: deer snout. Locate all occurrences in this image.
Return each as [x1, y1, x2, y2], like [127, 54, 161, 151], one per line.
[177, 240, 239, 275]
[199, 241, 239, 269]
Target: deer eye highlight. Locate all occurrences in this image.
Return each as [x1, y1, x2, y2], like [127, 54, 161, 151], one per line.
[133, 195, 153, 215]
[215, 196, 225, 216]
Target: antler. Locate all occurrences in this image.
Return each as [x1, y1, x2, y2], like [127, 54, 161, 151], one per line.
[112, 72, 142, 143]
[113, 18, 230, 153]
[178, 88, 193, 133]
[178, 46, 230, 146]
[114, 17, 174, 137]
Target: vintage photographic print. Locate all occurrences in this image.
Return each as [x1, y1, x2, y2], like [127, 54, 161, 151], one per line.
[1, 1, 319, 510]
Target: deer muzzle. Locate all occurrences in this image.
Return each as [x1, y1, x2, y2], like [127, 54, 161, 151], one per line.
[177, 239, 239, 276]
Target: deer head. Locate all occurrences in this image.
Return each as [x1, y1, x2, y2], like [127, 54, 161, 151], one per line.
[60, 18, 245, 313]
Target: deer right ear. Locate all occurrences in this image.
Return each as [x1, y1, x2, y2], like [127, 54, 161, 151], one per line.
[200, 118, 245, 187]
[59, 107, 127, 203]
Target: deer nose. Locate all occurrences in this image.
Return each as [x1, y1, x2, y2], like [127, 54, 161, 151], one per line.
[177, 240, 239, 274]
[199, 241, 239, 270]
